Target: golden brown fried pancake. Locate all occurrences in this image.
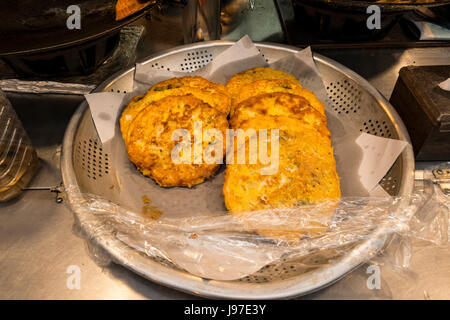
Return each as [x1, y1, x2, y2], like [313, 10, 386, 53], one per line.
[125, 95, 228, 187]
[226, 67, 300, 102]
[120, 94, 145, 143]
[146, 76, 230, 115]
[223, 118, 340, 240]
[224, 119, 340, 210]
[231, 92, 328, 136]
[120, 76, 230, 144]
[235, 79, 325, 116]
[149, 76, 223, 91]
[224, 78, 340, 240]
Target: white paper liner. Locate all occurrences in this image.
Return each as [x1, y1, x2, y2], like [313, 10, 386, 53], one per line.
[439, 78, 450, 91]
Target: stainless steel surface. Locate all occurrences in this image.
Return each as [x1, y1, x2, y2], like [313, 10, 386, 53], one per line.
[60, 41, 414, 299]
[320, 47, 450, 100]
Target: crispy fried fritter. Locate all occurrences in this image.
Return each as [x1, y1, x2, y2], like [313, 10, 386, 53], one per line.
[224, 119, 340, 210]
[120, 76, 230, 144]
[226, 67, 300, 102]
[125, 95, 228, 187]
[235, 79, 325, 115]
[149, 76, 223, 92]
[224, 76, 340, 240]
[146, 76, 230, 115]
[231, 92, 328, 137]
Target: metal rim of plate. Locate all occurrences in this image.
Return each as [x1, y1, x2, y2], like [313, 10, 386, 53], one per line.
[61, 41, 415, 299]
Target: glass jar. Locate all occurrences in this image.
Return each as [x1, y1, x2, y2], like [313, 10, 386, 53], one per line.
[0, 90, 38, 202]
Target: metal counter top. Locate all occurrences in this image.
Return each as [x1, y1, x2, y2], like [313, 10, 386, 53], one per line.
[1, 1, 450, 299]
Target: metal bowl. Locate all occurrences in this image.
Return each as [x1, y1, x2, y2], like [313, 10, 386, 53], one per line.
[61, 41, 415, 299]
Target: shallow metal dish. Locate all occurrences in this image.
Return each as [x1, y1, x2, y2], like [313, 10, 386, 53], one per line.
[61, 41, 414, 299]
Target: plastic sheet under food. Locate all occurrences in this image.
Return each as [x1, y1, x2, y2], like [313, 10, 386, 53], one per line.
[67, 177, 450, 281]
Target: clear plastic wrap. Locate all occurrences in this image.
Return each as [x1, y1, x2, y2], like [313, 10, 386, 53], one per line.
[66, 177, 450, 281]
[408, 166, 450, 246]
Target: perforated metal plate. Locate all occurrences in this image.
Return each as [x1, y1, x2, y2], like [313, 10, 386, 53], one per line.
[62, 41, 414, 299]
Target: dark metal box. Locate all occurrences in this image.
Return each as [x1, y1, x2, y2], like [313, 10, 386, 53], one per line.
[390, 65, 450, 160]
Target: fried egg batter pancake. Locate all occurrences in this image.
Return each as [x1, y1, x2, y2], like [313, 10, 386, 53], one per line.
[234, 79, 325, 115]
[146, 76, 230, 115]
[231, 92, 328, 137]
[120, 76, 230, 144]
[125, 95, 228, 188]
[120, 94, 145, 143]
[224, 122, 340, 240]
[226, 67, 300, 103]
[224, 88, 340, 240]
[224, 118, 340, 211]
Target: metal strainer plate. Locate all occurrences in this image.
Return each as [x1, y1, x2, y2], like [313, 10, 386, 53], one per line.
[61, 41, 414, 299]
